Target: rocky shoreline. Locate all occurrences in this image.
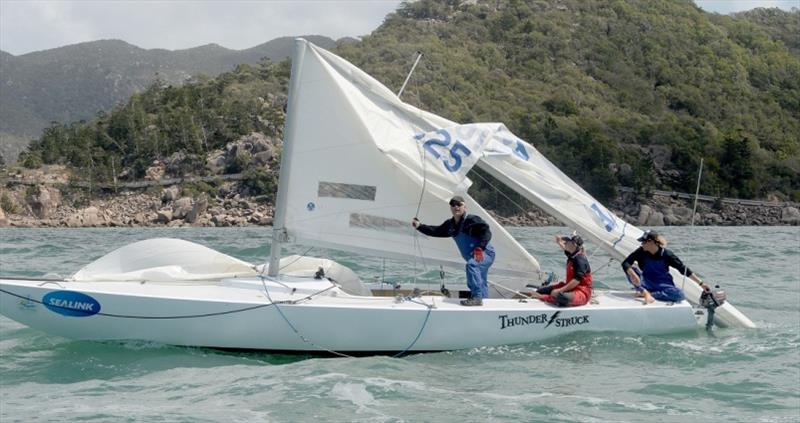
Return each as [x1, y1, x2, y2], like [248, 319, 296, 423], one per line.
[1, 184, 798, 228]
[3, 131, 797, 229]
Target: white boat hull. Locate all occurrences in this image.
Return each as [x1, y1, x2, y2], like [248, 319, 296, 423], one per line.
[0, 277, 699, 353]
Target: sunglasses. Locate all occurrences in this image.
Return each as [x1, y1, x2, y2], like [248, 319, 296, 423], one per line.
[449, 202, 464, 207]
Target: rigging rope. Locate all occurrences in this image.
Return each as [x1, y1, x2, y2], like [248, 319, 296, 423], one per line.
[258, 275, 354, 358]
[257, 276, 435, 358]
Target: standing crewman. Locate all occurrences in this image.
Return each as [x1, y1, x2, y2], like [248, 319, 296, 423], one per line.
[412, 196, 495, 306]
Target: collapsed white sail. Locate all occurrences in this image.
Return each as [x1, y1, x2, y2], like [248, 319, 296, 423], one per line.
[273, 39, 540, 278]
[440, 123, 756, 328]
[71, 238, 257, 282]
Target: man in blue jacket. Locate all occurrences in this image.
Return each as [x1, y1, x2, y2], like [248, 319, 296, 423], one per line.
[412, 196, 495, 306]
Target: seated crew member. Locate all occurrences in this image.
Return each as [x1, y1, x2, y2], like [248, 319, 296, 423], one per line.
[530, 234, 592, 307]
[622, 230, 708, 304]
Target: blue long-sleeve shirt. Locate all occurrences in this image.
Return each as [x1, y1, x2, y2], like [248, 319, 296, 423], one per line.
[416, 214, 492, 261]
[621, 246, 693, 276]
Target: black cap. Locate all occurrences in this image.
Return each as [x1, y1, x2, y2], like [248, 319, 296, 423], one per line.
[449, 196, 465, 206]
[637, 230, 659, 242]
[561, 235, 583, 246]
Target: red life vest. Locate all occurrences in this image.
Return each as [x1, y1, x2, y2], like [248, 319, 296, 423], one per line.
[566, 250, 593, 298]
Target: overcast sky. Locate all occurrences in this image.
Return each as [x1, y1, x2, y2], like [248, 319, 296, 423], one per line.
[0, 0, 797, 56]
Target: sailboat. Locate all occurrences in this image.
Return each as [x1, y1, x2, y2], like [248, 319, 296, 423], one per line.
[0, 39, 755, 354]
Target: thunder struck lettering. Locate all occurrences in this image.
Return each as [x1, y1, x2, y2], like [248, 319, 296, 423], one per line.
[499, 312, 590, 330]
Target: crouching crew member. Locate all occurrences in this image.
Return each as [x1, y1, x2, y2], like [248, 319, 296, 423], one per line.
[531, 234, 592, 307]
[622, 230, 708, 304]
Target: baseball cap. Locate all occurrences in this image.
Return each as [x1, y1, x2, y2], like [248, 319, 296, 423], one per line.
[561, 235, 583, 246]
[449, 196, 465, 206]
[637, 230, 659, 242]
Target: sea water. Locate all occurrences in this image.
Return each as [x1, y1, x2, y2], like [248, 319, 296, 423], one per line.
[1, 226, 798, 422]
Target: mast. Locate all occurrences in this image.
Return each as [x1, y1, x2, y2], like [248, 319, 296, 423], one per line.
[397, 51, 423, 99]
[268, 38, 307, 277]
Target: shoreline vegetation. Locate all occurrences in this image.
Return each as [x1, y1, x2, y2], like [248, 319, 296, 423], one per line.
[1, 167, 798, 228]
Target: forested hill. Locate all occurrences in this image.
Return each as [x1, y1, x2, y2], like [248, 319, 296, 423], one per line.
[0, 35, 336, 163]
[16, 0, 800, 202]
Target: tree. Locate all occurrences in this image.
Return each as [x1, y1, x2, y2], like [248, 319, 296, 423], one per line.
[718, 136, 756, 197]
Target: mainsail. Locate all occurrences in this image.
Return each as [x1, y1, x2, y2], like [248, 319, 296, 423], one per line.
[270, 39, 540, 280]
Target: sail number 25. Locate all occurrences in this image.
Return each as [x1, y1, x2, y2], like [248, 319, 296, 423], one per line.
[415, 129, 472, 173]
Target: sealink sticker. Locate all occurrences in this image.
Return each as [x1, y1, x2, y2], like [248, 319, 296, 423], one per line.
[42, 291, 101, 317]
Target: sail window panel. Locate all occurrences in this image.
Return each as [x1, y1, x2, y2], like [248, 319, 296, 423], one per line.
[318, 182, 376, 201]
[349, 213, 410, 235]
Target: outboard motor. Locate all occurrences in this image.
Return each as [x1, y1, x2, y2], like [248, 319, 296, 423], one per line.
[699, 285, 727, 330]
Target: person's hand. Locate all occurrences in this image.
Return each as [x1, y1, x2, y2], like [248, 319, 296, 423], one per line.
[473, 247, 484, 262]
[699, 282, 710, 292]
[551, 288, 562, 296]
[412, 218, 420, 228]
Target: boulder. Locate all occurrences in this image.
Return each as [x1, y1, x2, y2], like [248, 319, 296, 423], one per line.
[145, 162, 165, 181]
[211, 214, 226, 227]
[781, 207, 800, 225]
[186, 195, 209, 224]
[156, 209, 173, 223]
[27, 185, 61, 219]
[164, 152, 188, 176]
[704, 213, 722, 224]
[206, 149, 226, 174]
[645, 211, 664, 226]
[133, 212, 148, 225]
[162, 186, 180, 203]
[65, 212, 82, 227]
[172, 197, 193, 219]
[225, 132, 275, 169]
[65, 206, 103, 227]
[82, 206, 101, 226]
[253, 150, 273, 166]
[672, 206, 694, 222]
[636, 204, 653, 226]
